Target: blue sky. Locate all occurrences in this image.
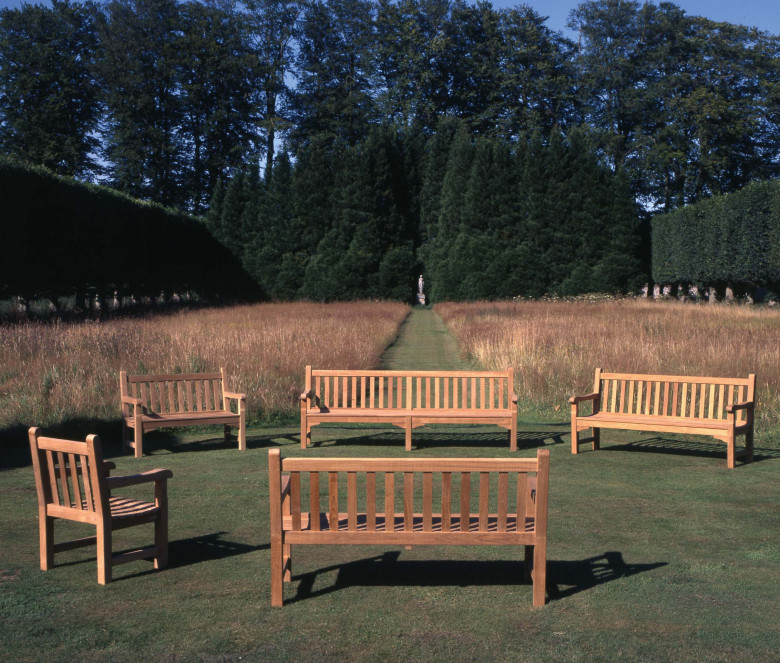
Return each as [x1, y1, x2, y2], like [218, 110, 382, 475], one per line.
[0, 0, 778, 35]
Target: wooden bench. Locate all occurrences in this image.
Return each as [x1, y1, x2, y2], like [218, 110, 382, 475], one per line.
[300, 367, 518, 451]
[268, 448, 550, 607]
[120, 368, 246, 457]
[570, 368, 756, 468]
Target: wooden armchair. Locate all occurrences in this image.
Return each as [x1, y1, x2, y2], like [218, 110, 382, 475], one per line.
[28, 427, 173, 584]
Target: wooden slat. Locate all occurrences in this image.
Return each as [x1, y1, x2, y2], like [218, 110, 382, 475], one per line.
[426, 377, 432, 409]
[379, 376, 384, 408]
[653, 381, 661, 416]
[479, 472, 489, 532]
[718, 384, 725, 419]
[194, 379, 203, 412]
[707, 384, 715, 419]
[360, 376, 366, 407]
[128, 371, 221, 382]
[347, 472, 357, 531]
[423, 472, 433, 532]
[140, 383, 150, 412]
[68, 453, 83, 510]
[672, 382, 680, 417]
[698, 383, 706, 419]
[284, 457, 542, 473]
[186, 380, 194, 413]
[453, 378, 459, 409]
[471, 377, 476, 409]
[324, 376, 330, 409]
[444, 376, 450, 409]
[167, 382, 176, 413]
[416, 377, 422, 409]
[57, 452, 71, 507]
[619, 380, 627, 413]
[46, 450, 60, 506]
[498, 379, 504, 409]
[497, 472, 508, 532]
[343, 376, 349, 408]
[662, 381, 670, 416]
[435, 377, 441, 409]
[644, 380, 652, 414]
[404, 473, 413, 532]
[460, 473, 470, 532]
[610, 379, 618, 413]
[291, 472, 301, 531]
[204, 379, 213, 411]
[442, 472, 451, 532]
[369, 376, 375, 408]
[310, 472, 320, 531]
[79, 456, 93, 510]
[489, 379, 495, 410]
[366, 473, 376, 532]
[516, 474, 527, 532]
[627, 380, 635, 414]
[385, 473, 394, 532]
[329, 472, 338, 531]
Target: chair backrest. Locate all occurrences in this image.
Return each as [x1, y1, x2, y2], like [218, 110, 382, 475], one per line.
[271, 450, 549, 535]
[120, 369, 226, 415]
[596, 369, 755, 424]
[306, 367, 514, 412]
[28, 427, 109, 523]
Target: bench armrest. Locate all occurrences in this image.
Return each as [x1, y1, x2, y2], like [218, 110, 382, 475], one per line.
[726, 400, 753, 413]
[510, 393, 518, 404]
[223, 390, 246, 401]
[301, 389, 321, 408]
[106, 468, 173, 490]
[121, 395, 143, 406]
[568, 392, 599, 405]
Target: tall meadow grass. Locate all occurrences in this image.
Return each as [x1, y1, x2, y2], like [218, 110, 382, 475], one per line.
[0, 301, 409, 430]
[437, 299, 780, 433]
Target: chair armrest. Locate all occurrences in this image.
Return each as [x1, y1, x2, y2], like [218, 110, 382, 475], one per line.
[223, 390, 246, 401]
[106, 468, 173, 490]
[104, 461, 116, 476]
[121, 395, 143, 405]
[569, 392, 599, 405]
[510, 393, 518, 404]
[726, 401, 753, 413]
[301, 389, 320, 408]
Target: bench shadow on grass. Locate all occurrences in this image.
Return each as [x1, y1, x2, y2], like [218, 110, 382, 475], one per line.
[168, 531, 269, 569]
[599, 435, 780, 465]
[287, 550, 666, 605]
[310, 427, 566, 451]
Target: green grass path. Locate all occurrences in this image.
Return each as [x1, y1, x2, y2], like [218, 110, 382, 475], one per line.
[380, 306, 466, 370]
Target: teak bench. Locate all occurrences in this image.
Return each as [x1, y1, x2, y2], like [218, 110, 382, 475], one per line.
[268, 448, 550, 607]
[120, 368, 246, 457]
[570, 368, 756, 468]
[300, 366, 518, 450]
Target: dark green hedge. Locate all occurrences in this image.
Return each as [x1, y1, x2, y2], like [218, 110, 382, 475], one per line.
[0, 157, 261, 303]
[652, 179, 780, 289]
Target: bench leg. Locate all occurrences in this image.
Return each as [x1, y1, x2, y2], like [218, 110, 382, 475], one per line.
[134, 425, 143, 458]
[745, 428, 754, 463]
[238, 408, 247, 451]
[271, 537, 284, 606]
[283, 544, 292, 582]
[154, 481, 169, 571]
[570, 406, 579, 454]
[97, 522, 112, 585]
[593, 427, 600, 451]
[727, 429, 736, 469]
[524, 545, 533, 582]
[405, 418, 412, 452]
[532, 541, 547, 607]
[224, 424, 231, 444]
[301, 422, 309, 449]
[510, 416, 517, 452]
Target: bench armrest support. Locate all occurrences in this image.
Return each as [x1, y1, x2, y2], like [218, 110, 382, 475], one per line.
[106, 468, 173, 490]
[568, 392, 599, 405]
[726, 401, 753, 414]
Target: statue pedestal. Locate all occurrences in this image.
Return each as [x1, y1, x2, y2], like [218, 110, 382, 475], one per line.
[416, 293, 426, 305]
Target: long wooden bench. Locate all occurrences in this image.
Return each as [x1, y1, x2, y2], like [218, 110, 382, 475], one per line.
[120, 368, 246, 457]
[300, 367, 518, 451]
[570, 368, 756, 468]
[268, 448, 550, 607]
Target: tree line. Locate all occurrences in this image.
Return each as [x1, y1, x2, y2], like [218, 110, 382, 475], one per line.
[1, 0, 779, 215]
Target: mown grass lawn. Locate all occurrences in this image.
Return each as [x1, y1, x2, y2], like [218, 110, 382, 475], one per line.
[2, 422, 779, 662]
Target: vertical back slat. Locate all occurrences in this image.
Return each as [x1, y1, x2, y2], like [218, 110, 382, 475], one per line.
[653, 381, 661, 415]
[470, 377, 476, 409]
[291, 472, 301, 531]
[619, 380, 627, 413]
[79, 456, 93, 511]
[310, 472, 320, 531]
[423, 472, 433, 531]
[442, 472, 451, 532]
[718, 384, 725, 419]
[379, 376, 384, 408]
[426, 377, 432, 408]
[68, 453, 83, 509]
[360, 377, 366, 407]
[324, 376, 330, 408]
[369, 376, 375, 408]
[329, 472, 338, 531]
[57, 452, 71, 507]
[46, 450, 60, 505]
[489, 379, 495, 410]
[498, 379, 504, 409]
[347, 472, 357, 531]
[627, 380, 635, 414]
[445, 377, 450, 409]
[385, 473, 395, 532]
[662, 382, 670, 416]
[453, 378, 459, 409]
[194, 380, 203, 412]
[403, 473, 413, 532]
[516, 473, 528, 532]
[351, 377, 357, 408]
[366, 472, 376, 532]
[204, 379, 213, 411]
[479, 472, 489, 532]
[460, 472, 470, 532]
[167, 381, 176, 413]
[416, 377, 422, 409]
[140, 383, 150, 412]
[644, 381, 651, 414]
[610, 379, 618, 413]
[497, 472, 508, 532]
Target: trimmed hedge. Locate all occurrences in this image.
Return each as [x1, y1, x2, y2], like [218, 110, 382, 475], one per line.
[0, 157, 261, 303]
[652, 179, 780, 290]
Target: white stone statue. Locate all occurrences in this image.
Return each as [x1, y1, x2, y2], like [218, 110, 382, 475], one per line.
[418, 274, 424, 295]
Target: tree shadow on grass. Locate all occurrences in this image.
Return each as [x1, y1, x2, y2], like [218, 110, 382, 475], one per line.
[601, 436, 780, 465]
[310, 426, 566, 451]
[286, 550, 666, 605]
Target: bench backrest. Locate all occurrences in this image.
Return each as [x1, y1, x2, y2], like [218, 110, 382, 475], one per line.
[305, 367, 515, 412]
[594, 369, 755, 424]
[120, 369, 227, 415]
[29, 427, 108, 524]
[270, 449, 548, 536]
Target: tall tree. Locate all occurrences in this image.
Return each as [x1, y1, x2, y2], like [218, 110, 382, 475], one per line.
[0, 0, 101, 177]
[98, 0, 184, 206]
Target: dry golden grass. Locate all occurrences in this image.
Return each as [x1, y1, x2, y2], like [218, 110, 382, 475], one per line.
[0, 301, 409, 429]
[436, 299, 780, 430]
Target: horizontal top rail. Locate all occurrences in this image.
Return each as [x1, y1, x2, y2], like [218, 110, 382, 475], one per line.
[309, 368, 511, 378]
[599, 372, 753, 386]
[125, 371, 223, 382]
[282, 457, 540, 473]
